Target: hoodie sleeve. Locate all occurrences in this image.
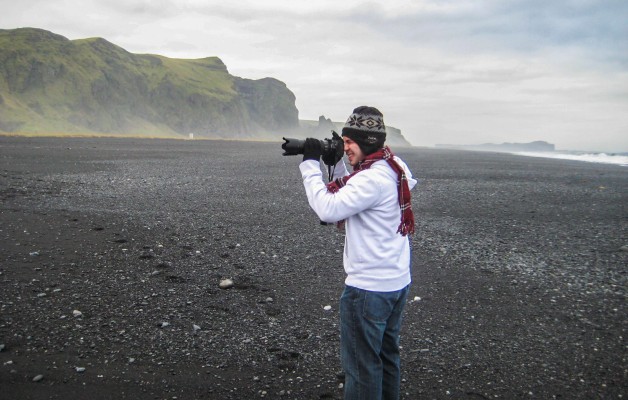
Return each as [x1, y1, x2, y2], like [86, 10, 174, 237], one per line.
[299, 159, 380, 223]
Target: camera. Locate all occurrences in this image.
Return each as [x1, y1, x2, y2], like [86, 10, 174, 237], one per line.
[282, 131, 344, 166]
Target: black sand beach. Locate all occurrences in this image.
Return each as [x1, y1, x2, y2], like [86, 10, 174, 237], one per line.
[1, 137, 626, 399]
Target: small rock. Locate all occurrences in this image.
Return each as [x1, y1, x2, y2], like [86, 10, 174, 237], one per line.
[323, 305, 332, 311]
[32, 374, 44, 382]
[413, 296, 421, 302]
[265, 297, 274, 303]
[75, 367, 86, 373]
[219, 278, 234, 289]
[128, 358, 136, 364]
[72, 310, 83, 318]
[160, 322, 170, 328]
[193, 324, 201, 331]
[620, 245, 628, 252]
[0, 344, 5, 352]
[29, 251, 40, 257]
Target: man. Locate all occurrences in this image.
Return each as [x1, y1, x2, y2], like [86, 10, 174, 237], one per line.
[297, 106, 418, 400]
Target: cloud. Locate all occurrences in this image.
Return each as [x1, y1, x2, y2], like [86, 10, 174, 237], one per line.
[355, 0, 628, 65]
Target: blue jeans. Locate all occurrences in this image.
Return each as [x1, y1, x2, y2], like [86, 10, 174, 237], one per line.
[340, 284, 410, 400]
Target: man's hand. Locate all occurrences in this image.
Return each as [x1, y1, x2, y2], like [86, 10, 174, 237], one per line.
[303, 138, 323, 162]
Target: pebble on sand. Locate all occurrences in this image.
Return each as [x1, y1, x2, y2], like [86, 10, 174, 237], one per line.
[32, 374, 44, 382]
[219, 278, 234, 289]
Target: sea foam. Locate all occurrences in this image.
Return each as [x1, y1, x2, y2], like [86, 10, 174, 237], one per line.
[514, 151, 628, 167]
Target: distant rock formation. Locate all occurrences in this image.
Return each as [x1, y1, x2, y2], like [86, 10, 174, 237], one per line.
[299, 116, 412, 147]
[435, 141, 555, 152]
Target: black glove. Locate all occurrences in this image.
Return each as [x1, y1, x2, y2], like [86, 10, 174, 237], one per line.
[303, 138, 323, 162]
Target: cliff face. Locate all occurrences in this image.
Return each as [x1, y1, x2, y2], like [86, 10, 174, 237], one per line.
[0, 28, 299, 137]
[234, 77, 298, 134]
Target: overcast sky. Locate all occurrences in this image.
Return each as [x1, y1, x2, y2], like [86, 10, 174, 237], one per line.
[4, 0, 628, 151]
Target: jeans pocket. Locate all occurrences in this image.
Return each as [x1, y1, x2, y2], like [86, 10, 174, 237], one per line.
[362, 291, 396, 324]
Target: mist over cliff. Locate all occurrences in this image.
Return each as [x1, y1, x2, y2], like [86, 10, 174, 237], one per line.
[0, 28, 299, 139]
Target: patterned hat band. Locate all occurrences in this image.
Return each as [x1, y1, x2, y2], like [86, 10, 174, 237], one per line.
[343, 113, 386, 134]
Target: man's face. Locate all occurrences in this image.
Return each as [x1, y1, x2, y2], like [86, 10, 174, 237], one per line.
[343, 136, 365, 167]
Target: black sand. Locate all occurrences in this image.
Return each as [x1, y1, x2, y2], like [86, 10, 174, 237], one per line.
[1, 137, 626, 399]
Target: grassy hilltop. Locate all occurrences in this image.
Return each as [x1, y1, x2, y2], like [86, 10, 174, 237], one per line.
[0, 28, 299, 138]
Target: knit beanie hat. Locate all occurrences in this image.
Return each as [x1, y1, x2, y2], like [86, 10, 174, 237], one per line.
[341, 106, 387, 155]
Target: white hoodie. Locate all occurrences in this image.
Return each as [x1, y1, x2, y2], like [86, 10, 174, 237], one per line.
[299, 157, 418, 292]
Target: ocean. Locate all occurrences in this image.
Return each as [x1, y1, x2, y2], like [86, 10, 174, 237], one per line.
[513, 151, 628, 167]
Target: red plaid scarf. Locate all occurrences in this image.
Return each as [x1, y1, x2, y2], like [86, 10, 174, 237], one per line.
[326, 146, 415, 236]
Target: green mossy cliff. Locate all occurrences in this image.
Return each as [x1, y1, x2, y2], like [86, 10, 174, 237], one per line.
[0, 28, 299, 138]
